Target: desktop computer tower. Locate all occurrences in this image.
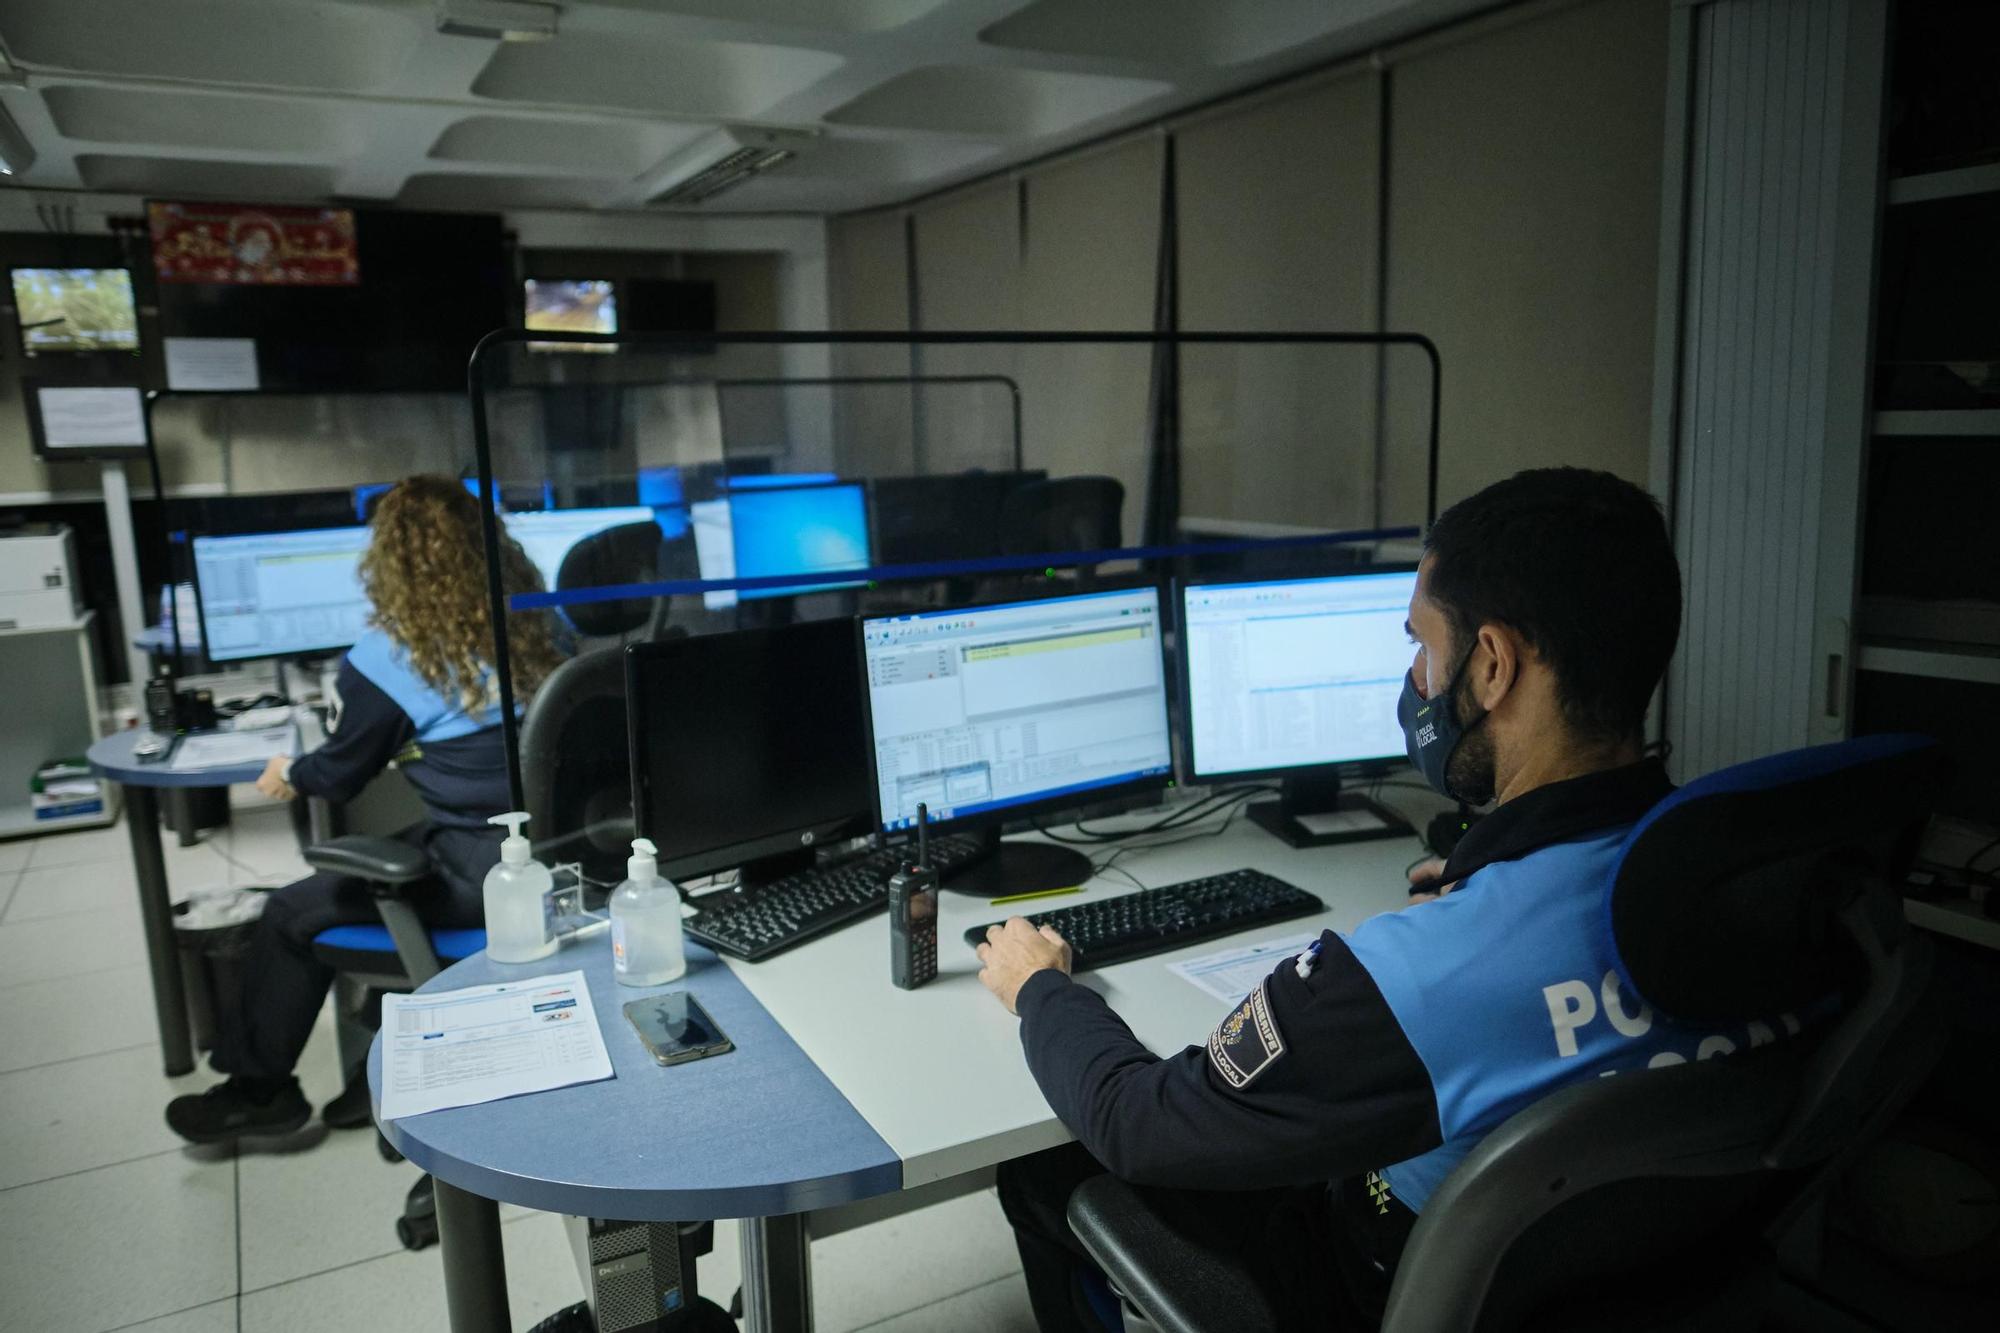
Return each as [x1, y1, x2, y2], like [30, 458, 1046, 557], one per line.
[562, 1215, 711, 1332]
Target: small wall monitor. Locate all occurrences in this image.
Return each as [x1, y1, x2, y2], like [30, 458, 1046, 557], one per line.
[192, 526, 373, 663]
[501, 505, 659, 593]
[23, 383, 150, 459]
[861, 585, 1174, 895]
[627, 618, 873, 884]
[691, 482, 871, 610]
[524, 278, 616, 350]
[1179, 570, 1420, 847]
[11, 268, 140, 355]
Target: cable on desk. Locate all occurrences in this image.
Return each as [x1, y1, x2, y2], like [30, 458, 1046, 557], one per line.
[1035, 785, 1272, 845]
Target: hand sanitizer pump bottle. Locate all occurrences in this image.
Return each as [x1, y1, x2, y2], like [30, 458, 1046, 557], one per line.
[611, 837, 687, 986]
[483, 812, 556, 963]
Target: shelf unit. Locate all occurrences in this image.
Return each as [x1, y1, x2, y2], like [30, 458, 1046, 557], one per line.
[1886, 161, 2000, 207]
[1871, 408, 2000, 436]
[0, 612, 119, 840]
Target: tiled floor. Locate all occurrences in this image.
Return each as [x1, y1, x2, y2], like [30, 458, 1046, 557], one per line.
[0, 801, 1039, 1332]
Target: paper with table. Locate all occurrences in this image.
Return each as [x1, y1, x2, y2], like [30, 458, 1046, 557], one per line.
[169, 726, 295, 771]
[378, 970, 614, 1120]
[1168, 931, 1322, 1004]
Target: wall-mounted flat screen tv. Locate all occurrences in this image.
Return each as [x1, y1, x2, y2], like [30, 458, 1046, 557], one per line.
[11, 268, 141, 355]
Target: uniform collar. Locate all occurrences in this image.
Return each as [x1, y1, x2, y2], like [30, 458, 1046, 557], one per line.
[1439, 756, 1674, 885]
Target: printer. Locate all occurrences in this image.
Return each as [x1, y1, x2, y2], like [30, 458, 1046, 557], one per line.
[0, 524, 84, 630]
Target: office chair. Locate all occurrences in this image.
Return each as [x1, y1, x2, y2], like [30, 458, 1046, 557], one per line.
[520, 644, 643, 889]
[1068, 733, 1946, 1333]
[555, 520, 670, 644]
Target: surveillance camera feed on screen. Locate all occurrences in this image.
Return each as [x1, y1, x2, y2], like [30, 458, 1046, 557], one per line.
[192, 527, 373, 662]
[11, 268, 140, 355]
[864, 588, 1173, 833]
[524, 278, 616, 351]
[1181, 571, 1419, 778]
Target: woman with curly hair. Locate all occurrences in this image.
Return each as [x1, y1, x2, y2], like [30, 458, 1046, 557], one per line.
[166, 475, 567, 1144]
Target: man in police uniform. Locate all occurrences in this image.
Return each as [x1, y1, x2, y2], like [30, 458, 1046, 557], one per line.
[977, 468, 1788, 1330]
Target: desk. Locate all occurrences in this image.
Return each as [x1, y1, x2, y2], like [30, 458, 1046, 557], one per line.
[87, 726, 294, 1076]
[373, 818, 1420, 1332]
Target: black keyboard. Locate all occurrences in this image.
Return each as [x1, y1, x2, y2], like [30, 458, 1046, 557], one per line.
[687, 834, 988, 962]
[962, 868, 1324, 972]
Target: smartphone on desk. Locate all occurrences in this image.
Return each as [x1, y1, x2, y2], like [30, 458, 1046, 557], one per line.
[624, 992, 734, 1067]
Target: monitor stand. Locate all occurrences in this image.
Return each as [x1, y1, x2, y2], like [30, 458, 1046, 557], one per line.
[942, 829, 1093, 899]
[1247, 773, 1413, 849]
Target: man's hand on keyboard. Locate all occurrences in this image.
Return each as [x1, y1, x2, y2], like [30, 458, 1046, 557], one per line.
[976, 918, 1073, 1015]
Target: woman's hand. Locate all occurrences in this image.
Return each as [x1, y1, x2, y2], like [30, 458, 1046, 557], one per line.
[255, 755, 296, 802]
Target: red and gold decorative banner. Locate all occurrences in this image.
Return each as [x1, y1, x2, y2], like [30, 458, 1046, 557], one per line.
[148, 201, 360, 285]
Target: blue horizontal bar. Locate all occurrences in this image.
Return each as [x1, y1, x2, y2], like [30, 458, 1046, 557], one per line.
[504, 526, 1421, 613]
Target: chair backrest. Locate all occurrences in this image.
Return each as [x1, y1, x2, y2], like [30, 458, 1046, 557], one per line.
[1380, 734, 1945, 1333]
[557, 521, 665, 640]
[519, 645, 634, 885]
[998, 476, 1124, 558]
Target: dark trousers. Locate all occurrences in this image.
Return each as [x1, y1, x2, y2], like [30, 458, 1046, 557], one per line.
[996, 1142, 1385, 1333]
[211, 823, 496, 1082]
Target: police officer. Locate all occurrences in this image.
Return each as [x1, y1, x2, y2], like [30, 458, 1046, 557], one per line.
[978, 468, 1781, 1331]
[164, 476, 568, 1145]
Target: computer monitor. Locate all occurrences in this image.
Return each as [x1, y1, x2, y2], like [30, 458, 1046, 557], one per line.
[626, 619, 873, 883]
[861, 586, 1175, 895]
[501, 506, 659, 591]
[690, 482, 872, 609]
[11, 267, 140, 356]
[1179, 570, 1419, 848]
[191, 526, 372, 663]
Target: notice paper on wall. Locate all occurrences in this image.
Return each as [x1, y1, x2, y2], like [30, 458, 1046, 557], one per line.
[35, 386, 149, 450]
[378, 970, 614, 1120]
[163, 336, 259, 391]
[1167, 931, 1321, 1004]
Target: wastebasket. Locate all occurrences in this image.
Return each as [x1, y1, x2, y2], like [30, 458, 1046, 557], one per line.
[172, 886, 269, 1053]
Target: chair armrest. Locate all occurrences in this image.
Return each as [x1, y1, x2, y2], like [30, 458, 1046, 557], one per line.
[1066, 1175, 1280, 1333]
[304, 835, 433, 889]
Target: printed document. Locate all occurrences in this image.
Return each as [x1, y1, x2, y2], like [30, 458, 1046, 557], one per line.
[170, 727, 295, 771]
[378, 970, 613, 1120]
[1168, 931, 1321, 1004]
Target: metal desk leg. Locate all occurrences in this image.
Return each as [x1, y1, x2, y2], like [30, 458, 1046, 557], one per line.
[125, 785, 193, 1076]
[739, 1214, 813, 1333]
[436, 1178, 512, 1332]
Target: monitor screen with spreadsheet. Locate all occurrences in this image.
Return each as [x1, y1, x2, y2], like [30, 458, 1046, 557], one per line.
[191, 527, 373, 662]
[1179, 570, 1418, 780]
[861, 587, 1174, 833]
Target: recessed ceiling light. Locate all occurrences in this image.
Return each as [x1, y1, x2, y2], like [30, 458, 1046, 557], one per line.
[436, 0, 560, 42]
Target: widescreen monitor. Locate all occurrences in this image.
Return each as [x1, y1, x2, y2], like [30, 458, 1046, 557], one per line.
[626, 619, 872, 882]
[501, 506, 659, 591]
[862, 586, 1173, 834]
[1178, 570, 1419, 848]
[192, 527, 372, 662]
[691, 483, 871, 609]
[11, 268, 139, 355]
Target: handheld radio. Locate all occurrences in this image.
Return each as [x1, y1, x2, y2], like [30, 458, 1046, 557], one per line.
[888, 802, 940, 989]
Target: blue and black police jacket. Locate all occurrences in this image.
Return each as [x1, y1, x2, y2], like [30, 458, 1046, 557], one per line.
[1016, 757, 1810, 1261]
[287, 628, 513, 835]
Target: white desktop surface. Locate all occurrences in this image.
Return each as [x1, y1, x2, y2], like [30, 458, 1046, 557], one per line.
[721, 817, 1421, 1188]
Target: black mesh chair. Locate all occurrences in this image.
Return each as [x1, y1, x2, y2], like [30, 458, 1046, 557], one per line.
[556, 519, 670, 644]
[1068, 733, 1945, 1333]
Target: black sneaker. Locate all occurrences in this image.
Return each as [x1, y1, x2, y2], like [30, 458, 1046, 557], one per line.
[165, 1077, 312, 1145]
[321, 1069, 373, 1130]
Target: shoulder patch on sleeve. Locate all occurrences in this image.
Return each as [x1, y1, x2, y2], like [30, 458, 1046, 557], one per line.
[1207, 979, 1286, 1090]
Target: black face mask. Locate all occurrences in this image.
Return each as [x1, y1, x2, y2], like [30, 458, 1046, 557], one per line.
[1397, 645, 1491, 803]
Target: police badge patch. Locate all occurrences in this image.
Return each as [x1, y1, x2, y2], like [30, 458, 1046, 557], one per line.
[1207, 979, 1286, 1089]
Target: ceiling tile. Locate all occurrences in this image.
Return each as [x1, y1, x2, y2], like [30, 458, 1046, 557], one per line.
[43, 85, 357, 156]
[73, 154, 341, 201]
[825, 65, 1172, 138]
[398, 172, 625, 211]
[2, 0, 417, 93]
[979, 0, 1370, 67]
[588, 0, 948, 32]
[428, 116, 704, 176]
[470, 31, 843, 117]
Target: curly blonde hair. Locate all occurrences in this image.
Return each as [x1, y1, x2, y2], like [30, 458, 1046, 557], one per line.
[360, 475, 566, 711]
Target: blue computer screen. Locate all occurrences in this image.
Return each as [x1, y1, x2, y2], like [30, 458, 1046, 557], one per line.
[192, 527, 373, 662]
[726, 483, 871, 601]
